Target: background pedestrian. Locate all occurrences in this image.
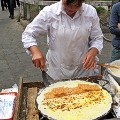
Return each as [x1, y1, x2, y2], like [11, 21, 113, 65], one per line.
[109, 1, 120, 62]
[1, 0, 7, 11]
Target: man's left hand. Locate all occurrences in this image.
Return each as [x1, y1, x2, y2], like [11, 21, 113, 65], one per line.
[82, 48, 98, 70]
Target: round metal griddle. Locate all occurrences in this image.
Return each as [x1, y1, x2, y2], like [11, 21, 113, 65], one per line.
[36, 78, 113, 120]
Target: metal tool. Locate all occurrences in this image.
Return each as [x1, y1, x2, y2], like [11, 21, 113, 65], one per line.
[42, 70, 53, 87]
[98, 63, 120, 69]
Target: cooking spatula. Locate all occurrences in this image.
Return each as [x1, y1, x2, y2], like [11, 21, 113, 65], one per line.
[42, 70, 54, 87]
[98, 63, 120, 69]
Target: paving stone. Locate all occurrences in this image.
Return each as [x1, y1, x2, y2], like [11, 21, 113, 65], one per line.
[0, 49, 5, 60]
[0, 70, 15, 89]
[22, 75, 43, 83]
[16, 52, 32, 62]
[3, 48, 15, 55]
[0, 60, 9, 71]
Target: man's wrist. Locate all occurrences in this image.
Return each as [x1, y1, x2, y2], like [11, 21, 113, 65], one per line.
[89, 47, 98, 56]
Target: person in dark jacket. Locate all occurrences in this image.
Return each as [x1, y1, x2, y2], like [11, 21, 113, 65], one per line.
[109, 1, 120, 62]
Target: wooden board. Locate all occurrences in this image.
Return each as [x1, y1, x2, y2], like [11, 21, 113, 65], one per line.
[26, 87, 39, 120]
[13, 75, 116, 120]
[13, 75, 103, 120]
[13, 77, 44, 120]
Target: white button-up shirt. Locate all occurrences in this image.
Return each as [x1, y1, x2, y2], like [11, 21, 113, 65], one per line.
[22, 1, 103, 54]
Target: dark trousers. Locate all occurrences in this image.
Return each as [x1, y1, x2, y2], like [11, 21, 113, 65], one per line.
[110, 47, 120, 62]
[13, 0, 20, 8]
[1, 0, 7, 10]
[6, 0, 15, 17]
[15, 0, 20, 7]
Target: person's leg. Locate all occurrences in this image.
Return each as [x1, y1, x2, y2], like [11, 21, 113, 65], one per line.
[14, 0, 16, 8]
[1, 0, 4, 11]
[9, 0, 14, 19]
[4, 0, 7, 9]
[6, 0, 14, 19]
[6, 0, 11, 17]
[110, 47, 120, 62]
[16, 0, 20, 7]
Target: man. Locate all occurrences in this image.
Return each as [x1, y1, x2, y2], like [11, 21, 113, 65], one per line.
[22, 0, 103, 80]
[109, 1, 120, 62]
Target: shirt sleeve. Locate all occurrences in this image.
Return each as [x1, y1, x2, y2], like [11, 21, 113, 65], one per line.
[89, 8, 103, 54]
[109, 4, 120, 36]
[22, 7, 49, 55]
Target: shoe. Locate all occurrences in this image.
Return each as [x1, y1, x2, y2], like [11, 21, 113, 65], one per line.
[2, 7, 4, 11]
[9, 14, 14, 19]
[11, 15, 14, 19]
[5, 6, 7, 9]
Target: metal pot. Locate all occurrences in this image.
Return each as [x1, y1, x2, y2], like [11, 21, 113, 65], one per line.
[107, 60, 120, 85]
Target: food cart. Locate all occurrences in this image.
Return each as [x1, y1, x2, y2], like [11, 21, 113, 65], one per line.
[13, 71, 120, 120]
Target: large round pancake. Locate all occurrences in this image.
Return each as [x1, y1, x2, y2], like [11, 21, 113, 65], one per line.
[36, 80, 112, 120]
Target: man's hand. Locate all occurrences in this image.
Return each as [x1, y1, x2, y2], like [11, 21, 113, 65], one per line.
[117, 23, 120, 29]
[29, 45, 45, 70]
[82, 48, 98, 70]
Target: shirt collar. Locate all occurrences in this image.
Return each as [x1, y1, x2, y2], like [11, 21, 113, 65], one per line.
[56, 1, 84, 16]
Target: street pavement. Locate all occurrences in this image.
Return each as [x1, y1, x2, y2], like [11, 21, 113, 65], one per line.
[0, 7, 112, 90]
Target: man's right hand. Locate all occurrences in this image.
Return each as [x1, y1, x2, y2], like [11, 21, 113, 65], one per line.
[28, 45, 45, 70]
[118, 23, 120, 29]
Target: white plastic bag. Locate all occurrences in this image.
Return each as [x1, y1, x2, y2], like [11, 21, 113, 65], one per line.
[0, 84, 18, 120]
